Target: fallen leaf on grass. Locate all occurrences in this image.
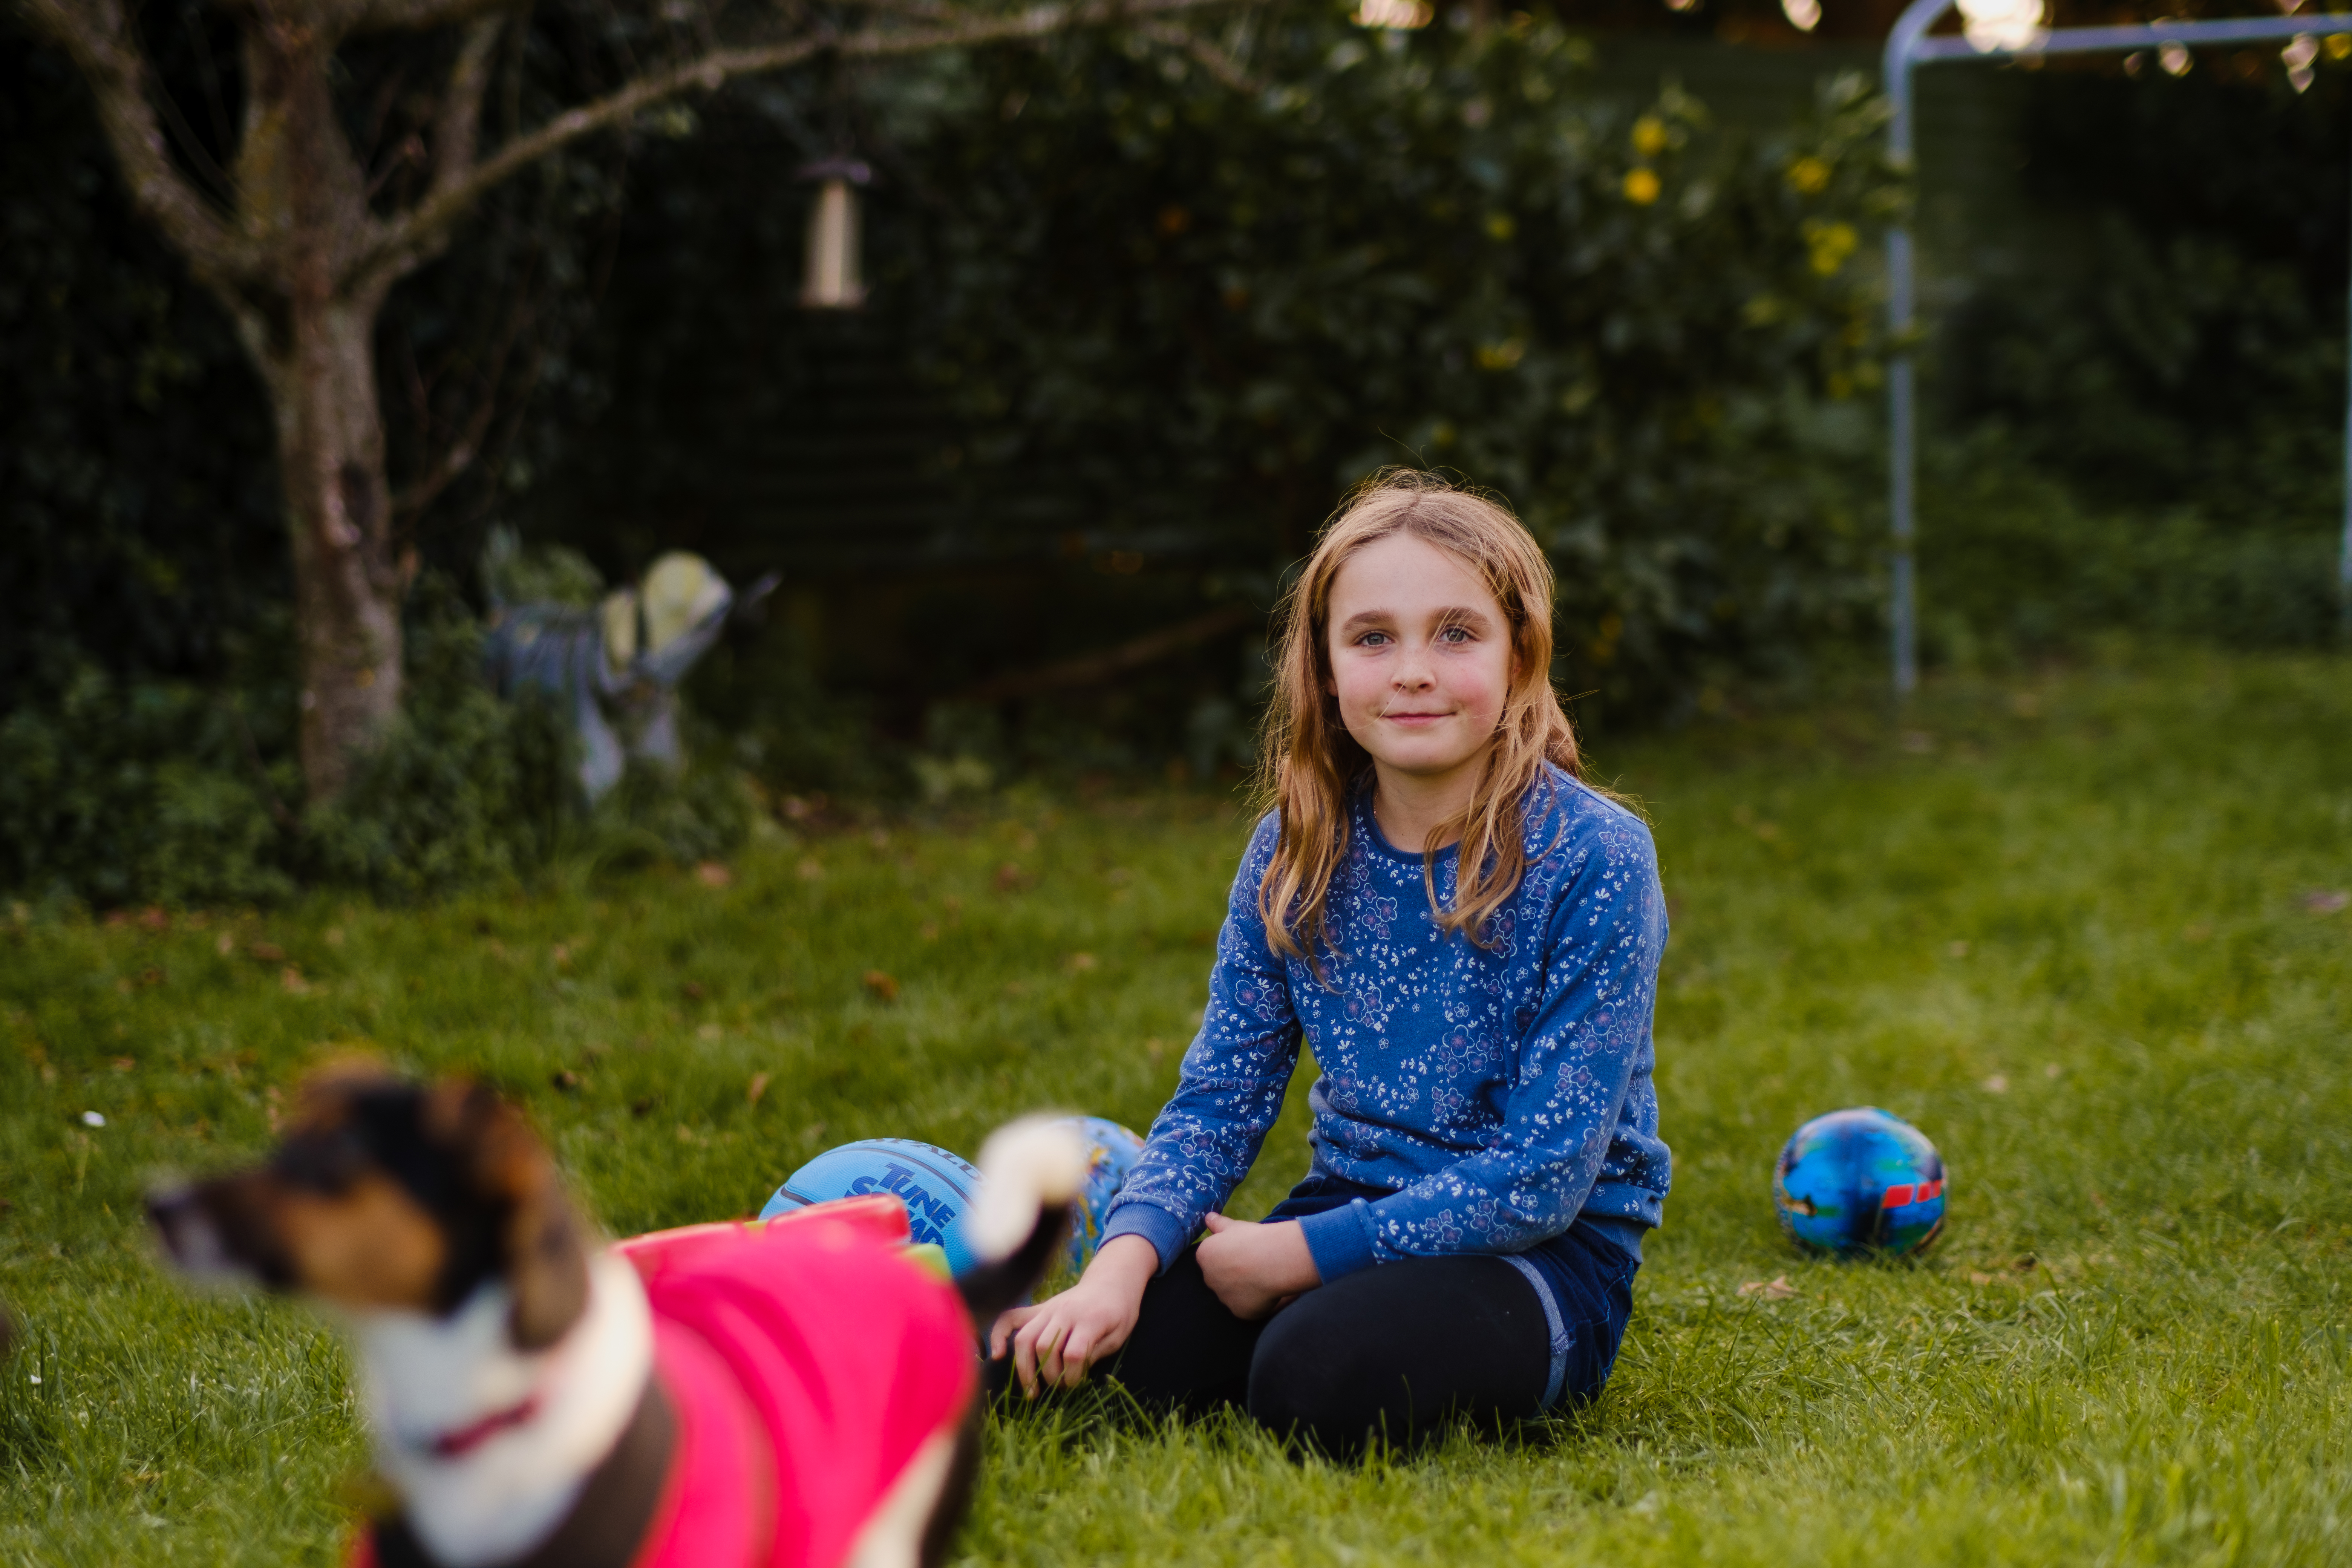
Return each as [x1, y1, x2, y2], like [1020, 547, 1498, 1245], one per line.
[279, 967, 309, 995]
[697, 1024, 722, 1042]
[796, 858, 825, 882]
[862, 969, 900, 1003]
[1738, 1276, 1797, 1300]
[1066, 952, 1098, 973]
[747, 1072, 771, 1106]
[697, 862, 732, 889]
[2306, 889, 2349, 916]
[250, 942, 286, 963]
[216, 933, 235, 956]
[994, 862, 1029, 893]
[1983, 1073, 2009, 1093]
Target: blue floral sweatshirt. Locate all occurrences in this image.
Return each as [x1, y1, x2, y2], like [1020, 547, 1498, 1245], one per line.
[1102, 764, 1671, 1283]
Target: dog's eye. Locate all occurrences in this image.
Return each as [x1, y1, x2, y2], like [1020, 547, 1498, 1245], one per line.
[275, 1130, 369, 1192]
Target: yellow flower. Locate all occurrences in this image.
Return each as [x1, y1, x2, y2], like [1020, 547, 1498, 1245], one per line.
[1785, 156, 1831, 194]
[1475, 338, 1527, 371]
[1622, 167, 1661, 206]
[1803, 219, 1857, 276]
[1485, 212, 1517, 241]
[1631, 115, 1669, 157]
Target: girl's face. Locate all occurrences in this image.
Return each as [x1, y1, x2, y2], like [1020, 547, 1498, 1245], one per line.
[1324, 532, 1517, 789]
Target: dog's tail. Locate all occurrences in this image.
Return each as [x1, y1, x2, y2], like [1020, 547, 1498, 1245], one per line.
[955, 1116, 1089, 1328]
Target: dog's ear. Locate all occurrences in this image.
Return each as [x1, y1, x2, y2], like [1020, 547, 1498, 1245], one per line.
[423, 1081, 588, 1351]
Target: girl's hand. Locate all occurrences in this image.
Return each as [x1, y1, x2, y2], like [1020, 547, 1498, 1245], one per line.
[989, 1233, 1159, 1395]
[1196, 1212, 1320, 1320]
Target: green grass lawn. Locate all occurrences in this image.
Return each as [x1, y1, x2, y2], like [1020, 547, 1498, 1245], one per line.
[5, 649, 2350, 1565]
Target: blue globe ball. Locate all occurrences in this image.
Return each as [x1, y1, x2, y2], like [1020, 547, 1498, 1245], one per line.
[1773, 1107, 1946, 1257]
[759, 1138, 983, 1272]
[1055, 1115, 1145, 1276]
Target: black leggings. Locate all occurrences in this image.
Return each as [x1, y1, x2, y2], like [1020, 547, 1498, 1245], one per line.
[1102, 1246, 1555, 1456]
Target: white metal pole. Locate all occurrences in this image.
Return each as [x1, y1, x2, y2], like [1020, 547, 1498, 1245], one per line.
[1884, 0, 1952, 699]
[2322, 32, 2352, 640]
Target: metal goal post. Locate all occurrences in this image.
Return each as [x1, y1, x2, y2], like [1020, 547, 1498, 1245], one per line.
[1883, 0, 2352, 694]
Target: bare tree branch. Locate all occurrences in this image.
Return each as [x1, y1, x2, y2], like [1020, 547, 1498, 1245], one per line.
[356, 0, 1250, 284]
[347, 0, 519, 36]
[958, 606, 1257, 704]
[432, 13, 506, 195]
[16, 0, 262, 281]
[1135, 17, 1261, 92]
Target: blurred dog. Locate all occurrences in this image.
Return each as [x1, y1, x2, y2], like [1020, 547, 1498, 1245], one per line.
[149, 1066, 1081, 1568]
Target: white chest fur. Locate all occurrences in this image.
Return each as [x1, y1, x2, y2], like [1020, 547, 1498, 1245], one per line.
[348, 1253, 654, 1567]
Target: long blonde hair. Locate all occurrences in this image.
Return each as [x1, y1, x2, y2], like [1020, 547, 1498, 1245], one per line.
[1254, 470, 1587, 963]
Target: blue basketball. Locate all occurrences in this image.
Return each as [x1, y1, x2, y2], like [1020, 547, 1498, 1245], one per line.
[1773, 1107, 1946, 1257]
[759, 1139, 984, 1273]
[1056, 1115, 1145, 1276]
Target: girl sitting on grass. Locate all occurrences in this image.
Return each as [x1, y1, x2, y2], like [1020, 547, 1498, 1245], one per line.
[989, 471, 1671, 1454]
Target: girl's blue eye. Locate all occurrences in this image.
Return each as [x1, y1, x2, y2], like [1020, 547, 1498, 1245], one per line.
[1439, 626, 1470, 643]
[1360, 631, 1391, 646]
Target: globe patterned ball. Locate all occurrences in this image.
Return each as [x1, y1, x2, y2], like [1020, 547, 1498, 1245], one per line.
[1772, 1107, 1946, 1257]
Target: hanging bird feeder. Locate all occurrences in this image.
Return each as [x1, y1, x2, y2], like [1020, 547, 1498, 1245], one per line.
[798, 158, 873, 309]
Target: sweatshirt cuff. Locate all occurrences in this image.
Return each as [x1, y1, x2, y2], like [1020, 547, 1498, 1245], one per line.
[1101, 1200, 1190, 1275]
[1295, 1199, 1380, 1282]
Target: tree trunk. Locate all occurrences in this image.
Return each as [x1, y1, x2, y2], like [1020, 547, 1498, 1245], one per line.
[272, 297, 405, 803]
[235, 26, 406, 804]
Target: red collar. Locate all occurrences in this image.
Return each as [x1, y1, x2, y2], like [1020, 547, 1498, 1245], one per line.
[426, 1393, 543, 1459]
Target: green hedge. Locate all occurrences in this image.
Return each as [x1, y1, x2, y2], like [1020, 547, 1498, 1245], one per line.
[896, 20, 1901, 716]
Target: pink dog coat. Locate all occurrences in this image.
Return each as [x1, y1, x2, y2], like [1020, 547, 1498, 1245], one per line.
[351, 1197, 978, 1568]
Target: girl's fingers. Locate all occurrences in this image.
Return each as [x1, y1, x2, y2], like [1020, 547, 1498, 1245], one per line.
[1038, 1320, 1069, 1387]
[1057, 1326, 1096, 1388]
[1012, 1315, 1045, 1395]
[1201, 1211, 1231, 1233]
[989, 1303, 1038, 1359]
